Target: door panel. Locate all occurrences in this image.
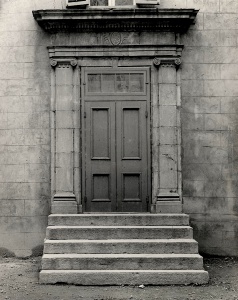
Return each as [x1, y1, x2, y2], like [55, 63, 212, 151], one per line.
[91, 108, 111, 159]
[116, 101, 148, 212]
[122, 108, 141, 159]
[84, 102, 116, 212]
[83, 68, 150, 212]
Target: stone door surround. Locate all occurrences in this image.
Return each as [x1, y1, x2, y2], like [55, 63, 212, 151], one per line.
[49, 45, 183, 214]
[33, 8, 198, 214]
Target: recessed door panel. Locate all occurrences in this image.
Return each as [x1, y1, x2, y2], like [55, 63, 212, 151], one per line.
[116, 101, 148, 212]
[82, 68, 150, 212]
[91, 108, 110, 159]
[122, 108, 141, 159]
[84, 102, 116, 212]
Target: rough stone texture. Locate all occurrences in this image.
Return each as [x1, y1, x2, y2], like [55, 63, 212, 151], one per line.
[0, 0, 238, 256]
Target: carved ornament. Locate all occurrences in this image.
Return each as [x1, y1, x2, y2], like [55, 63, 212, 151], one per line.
[50, 59, 58, 68]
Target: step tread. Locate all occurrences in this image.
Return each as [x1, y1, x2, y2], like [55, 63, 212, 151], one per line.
[43, 253, 202, 258]
[47, 225, 191, 229]
[44, 239, 197, 244]
[40, 269, 207, 274]
[49, 214, 188, 217]
[40, 269, 209, 285]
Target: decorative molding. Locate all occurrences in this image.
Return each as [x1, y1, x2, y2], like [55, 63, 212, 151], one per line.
[33, 8, 198, 33]
[48, 45, 184, 61]
[157, 193, 180, 201]
[57, 63, 71, 68]
[54, 193, 76, 201]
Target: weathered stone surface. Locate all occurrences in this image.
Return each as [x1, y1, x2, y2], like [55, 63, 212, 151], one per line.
[40, 269, 209, 285]
[0, 0, 237, 259]
[44, 239, 198, 254]
[187, 0, 219, 13]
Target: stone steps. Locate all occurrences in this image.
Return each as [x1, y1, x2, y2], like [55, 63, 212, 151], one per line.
[40, 213, 209, 285]
[42, 253, 203, 270]
[44, 239, 198, 254]
[48, 214, 189, 226]
[40, 270, 209, 285]
[46, 226, 193, 240]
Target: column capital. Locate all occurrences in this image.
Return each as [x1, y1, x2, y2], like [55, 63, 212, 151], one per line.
[50, 58, 78, 68]
[153, 57, 182, 68]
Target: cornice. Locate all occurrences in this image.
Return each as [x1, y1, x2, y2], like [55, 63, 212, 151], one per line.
[32, 8, 198, 33]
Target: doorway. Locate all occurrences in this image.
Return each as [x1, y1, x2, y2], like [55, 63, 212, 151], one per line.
[82, 68, 151, 212]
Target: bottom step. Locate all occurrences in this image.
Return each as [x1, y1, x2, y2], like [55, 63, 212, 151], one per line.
[40, 270, 209, 285]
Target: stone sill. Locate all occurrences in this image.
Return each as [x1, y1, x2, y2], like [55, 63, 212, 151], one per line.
[32, 8, 198, 33]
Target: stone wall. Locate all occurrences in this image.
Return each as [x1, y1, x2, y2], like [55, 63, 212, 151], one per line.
[180, 0, 238, 256]
[0, 0, 238, 256]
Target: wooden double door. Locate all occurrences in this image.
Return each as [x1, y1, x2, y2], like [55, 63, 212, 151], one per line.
[82, 68, 151, 212]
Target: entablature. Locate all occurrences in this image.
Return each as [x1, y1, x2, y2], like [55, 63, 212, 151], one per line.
[33, 8, 198, 33]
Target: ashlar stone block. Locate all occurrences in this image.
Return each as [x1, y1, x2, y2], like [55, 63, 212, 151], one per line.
[25, 164, 50, 183]
[56, 85, 74, 111]
[56, 167, 74, 192]
[56, 129, 73, 152]
[56, 111, 74, 129]
[160, 106, 177, 127]
[160, 127, 177, 145]
[204, 13, 238, 30]
[56, 66, 73, 85]
[159, 84, 177, 106]
[182, 64, 220, 80]
[220, 0, 238, 13]
[158, 66, 176, 84]
[0, 200, 25, 217]
[187, 0, 219, 13]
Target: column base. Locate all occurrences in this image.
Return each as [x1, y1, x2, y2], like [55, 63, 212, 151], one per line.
[156, 201, 182, 213]
[155, 193, 182, 213]
[51, 193, 78, 214]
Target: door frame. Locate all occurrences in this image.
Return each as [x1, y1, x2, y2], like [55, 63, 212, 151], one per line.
[81, 66, 151, 213]
[48, 45, 183, 214]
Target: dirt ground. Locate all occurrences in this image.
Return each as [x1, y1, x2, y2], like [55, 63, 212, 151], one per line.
[0, 256, 237, 300]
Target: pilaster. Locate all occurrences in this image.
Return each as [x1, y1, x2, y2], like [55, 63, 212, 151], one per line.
[154, 58, 182, 213]
[50, 59, 78, 214]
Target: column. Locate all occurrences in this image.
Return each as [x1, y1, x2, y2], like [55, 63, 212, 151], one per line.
[50, 59, 78, 214]
[154, 58, 182, 213]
